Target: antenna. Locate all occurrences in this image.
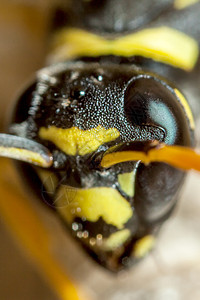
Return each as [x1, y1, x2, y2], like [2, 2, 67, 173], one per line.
[0, 134, 53, 168]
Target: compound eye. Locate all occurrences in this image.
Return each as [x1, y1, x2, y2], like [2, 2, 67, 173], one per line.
[124, 77, 174, 126]
[124, 76, 191, 145]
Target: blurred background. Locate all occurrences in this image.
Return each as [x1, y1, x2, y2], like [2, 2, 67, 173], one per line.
[0, 1, 57, 299]
[1, 1, 200, 300]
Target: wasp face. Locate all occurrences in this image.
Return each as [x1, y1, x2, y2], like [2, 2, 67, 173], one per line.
[11, 62, 194, 271]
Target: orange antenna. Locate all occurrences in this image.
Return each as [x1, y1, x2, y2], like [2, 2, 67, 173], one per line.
[101, 143, 200, 172]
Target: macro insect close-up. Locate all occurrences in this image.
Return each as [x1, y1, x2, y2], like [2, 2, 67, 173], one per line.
[1, 0, 200, 299]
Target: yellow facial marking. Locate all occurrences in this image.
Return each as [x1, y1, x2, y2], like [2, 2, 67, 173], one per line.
[50, 27, 199, 71]
[102, 229, 131, 251]
[174, 88, 195, 130]
[174, 0, 199, 9]
[118, 171, 135, 197]
[39, 125, 120, 156]
[133, 235, 155, 259]
[56, 186, 133, 229]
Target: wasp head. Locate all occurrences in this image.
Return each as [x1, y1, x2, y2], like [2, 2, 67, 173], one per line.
[6, 61, 194, 271]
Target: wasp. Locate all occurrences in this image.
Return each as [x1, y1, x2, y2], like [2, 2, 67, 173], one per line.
[1, 0, 200, 279]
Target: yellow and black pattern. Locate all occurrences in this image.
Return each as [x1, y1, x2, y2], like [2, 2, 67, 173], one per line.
[50, 27, 199, 71]
[1, 0, 200, 272]
[39, 125, 120, 156]
[9, 57, 196, 270]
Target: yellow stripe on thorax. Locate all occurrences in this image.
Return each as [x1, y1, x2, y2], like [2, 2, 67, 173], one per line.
[50, 27, 199, 71]
[56, 186, 133, 229]
[39, 125, 120, 156]
[174, 88, 195, 130]
[174, 0, 199, 9]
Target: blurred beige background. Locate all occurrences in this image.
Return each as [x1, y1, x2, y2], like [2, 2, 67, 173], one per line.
[1, 1, 200, 300]
[0, 1, 58, 299]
